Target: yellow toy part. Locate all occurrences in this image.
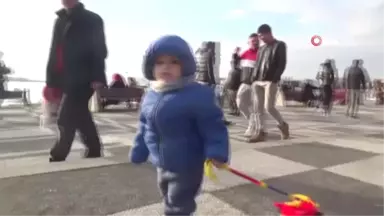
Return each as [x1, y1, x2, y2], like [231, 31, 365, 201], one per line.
[204, 160, 228, 182]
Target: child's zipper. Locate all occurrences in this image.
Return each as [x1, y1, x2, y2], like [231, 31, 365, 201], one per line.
[152, 95, 164, 166]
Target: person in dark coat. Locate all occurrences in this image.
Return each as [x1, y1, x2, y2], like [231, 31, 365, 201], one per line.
[195, 42, 232, 125]
[223, 48, 241, 115]
[45, 0, 107, 162]
[343, 59, 366, 118]
[195, 42, 215, 86]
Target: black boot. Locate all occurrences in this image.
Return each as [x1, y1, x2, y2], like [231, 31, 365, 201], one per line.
[49, 157, 65, 162]
[83, 149, 102, 158]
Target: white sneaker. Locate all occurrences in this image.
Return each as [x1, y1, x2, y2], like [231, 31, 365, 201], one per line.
[244, 127, 254, 137]
[244, 115, 256, 136]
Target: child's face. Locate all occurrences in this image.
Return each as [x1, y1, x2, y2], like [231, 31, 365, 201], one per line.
[153, 55, 182, 82]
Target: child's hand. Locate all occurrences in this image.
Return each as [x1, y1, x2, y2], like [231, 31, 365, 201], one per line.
[209, 159, 226, 168]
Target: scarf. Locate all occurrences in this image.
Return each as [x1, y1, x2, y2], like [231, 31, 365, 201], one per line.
[150, 75, 196, 93]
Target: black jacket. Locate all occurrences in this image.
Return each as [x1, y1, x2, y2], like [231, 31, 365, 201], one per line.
[195, 48, 215, 85]
[46, 3, 107, 93]
[343, 65, 366, 90]
[252, 40, 286, 83]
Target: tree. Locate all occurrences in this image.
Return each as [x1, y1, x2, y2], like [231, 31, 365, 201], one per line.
[0, 55, 13, 92]
[0, 62, 12, 76]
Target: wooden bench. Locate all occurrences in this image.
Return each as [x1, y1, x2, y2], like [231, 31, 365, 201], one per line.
[94, 87, 145, 112]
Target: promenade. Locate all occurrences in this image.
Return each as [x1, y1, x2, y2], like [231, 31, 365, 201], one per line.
[0, 103, 382, 215]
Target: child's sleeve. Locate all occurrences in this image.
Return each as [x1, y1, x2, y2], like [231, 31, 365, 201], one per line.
[129, 112, 149, 164]
[195, 87, 229, 163]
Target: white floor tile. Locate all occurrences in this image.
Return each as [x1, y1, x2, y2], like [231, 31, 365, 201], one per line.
[325, 155, 384, 187]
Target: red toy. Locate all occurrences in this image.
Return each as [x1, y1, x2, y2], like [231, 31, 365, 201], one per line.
[205, 160, 323, 216]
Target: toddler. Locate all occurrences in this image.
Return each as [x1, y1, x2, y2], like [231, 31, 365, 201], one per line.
[129, 35, 229, 215]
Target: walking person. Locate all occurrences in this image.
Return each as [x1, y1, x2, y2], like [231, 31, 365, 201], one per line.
[316, 59, 335, 116]
[236, 33, 259, 136]
[130, 35, 229, 216]
[248, 24, 289, 143]
[343, 60, 366, 118]
[46, 0, 107, 162]
[195, 42, 231, 125]
[223, 47, 241, 116]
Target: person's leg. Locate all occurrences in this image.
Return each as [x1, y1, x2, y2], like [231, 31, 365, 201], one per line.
[231, 90, 240, 115]
[236, 84, 251, 120]
[227, 89, 239, 115]
[351, 90, 360, 118]
[355, 90, 361, 117]
[236, 84, 254, 133]
[248, 82, 266, 142]
[327, 86, 334, 115]
[159, 168, 204, 216]
[77, 90, 102, 157]
[49, 94, 76, 161]
[321, 86, 327, 114]
[322, 85, 332, 115]
[346, 89, 352, 116]
[265, 82, 289, 139]
[157, 168, 170, 212]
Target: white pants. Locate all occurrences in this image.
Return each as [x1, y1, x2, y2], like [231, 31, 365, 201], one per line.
[236, 83, 255, 134]
[236, 84, 252, 119]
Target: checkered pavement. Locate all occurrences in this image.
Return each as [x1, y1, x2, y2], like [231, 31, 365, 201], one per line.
[0, 105, 383, 215]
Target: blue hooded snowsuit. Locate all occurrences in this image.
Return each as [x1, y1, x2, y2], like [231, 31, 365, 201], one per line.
[129, 35, 229, 215]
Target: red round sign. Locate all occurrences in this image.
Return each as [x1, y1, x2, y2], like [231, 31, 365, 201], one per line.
[311, 35, 322, 46]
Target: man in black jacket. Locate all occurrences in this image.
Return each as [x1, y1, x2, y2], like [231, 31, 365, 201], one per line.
[248, 24, 289, 143]
[343, 59, 366, 118]
[46, 0, 107, 162]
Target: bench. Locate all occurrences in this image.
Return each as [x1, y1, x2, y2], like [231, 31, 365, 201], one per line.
[0, 89, 30, 107]
[93, 87, 145, 112]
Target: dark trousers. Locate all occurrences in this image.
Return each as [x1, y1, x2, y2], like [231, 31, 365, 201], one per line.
[225, 89, 239, 113]
[321, 84, 333, 113]
[50, 89, 102, 160]
[157, 167, 203, 216]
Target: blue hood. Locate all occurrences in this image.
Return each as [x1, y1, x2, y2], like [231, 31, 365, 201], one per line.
[142, 35, 196, 80]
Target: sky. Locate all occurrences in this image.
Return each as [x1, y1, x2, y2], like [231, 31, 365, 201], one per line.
[0, 0, 383, 82]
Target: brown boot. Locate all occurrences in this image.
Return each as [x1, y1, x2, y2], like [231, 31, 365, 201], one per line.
[278, 122, 290, 140]
[247, 131, 267, 143]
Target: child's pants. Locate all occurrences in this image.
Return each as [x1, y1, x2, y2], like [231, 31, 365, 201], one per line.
[157, 167, 203, 216]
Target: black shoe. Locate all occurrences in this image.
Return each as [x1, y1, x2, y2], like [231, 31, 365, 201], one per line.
[228, 112, 240, 116]
[49, 157, 65, 162]
[84, 149, 102, 158]
[223, 120, 232, 126]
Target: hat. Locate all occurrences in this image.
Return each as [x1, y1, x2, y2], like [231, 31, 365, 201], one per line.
[142, 35, 196, 80]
